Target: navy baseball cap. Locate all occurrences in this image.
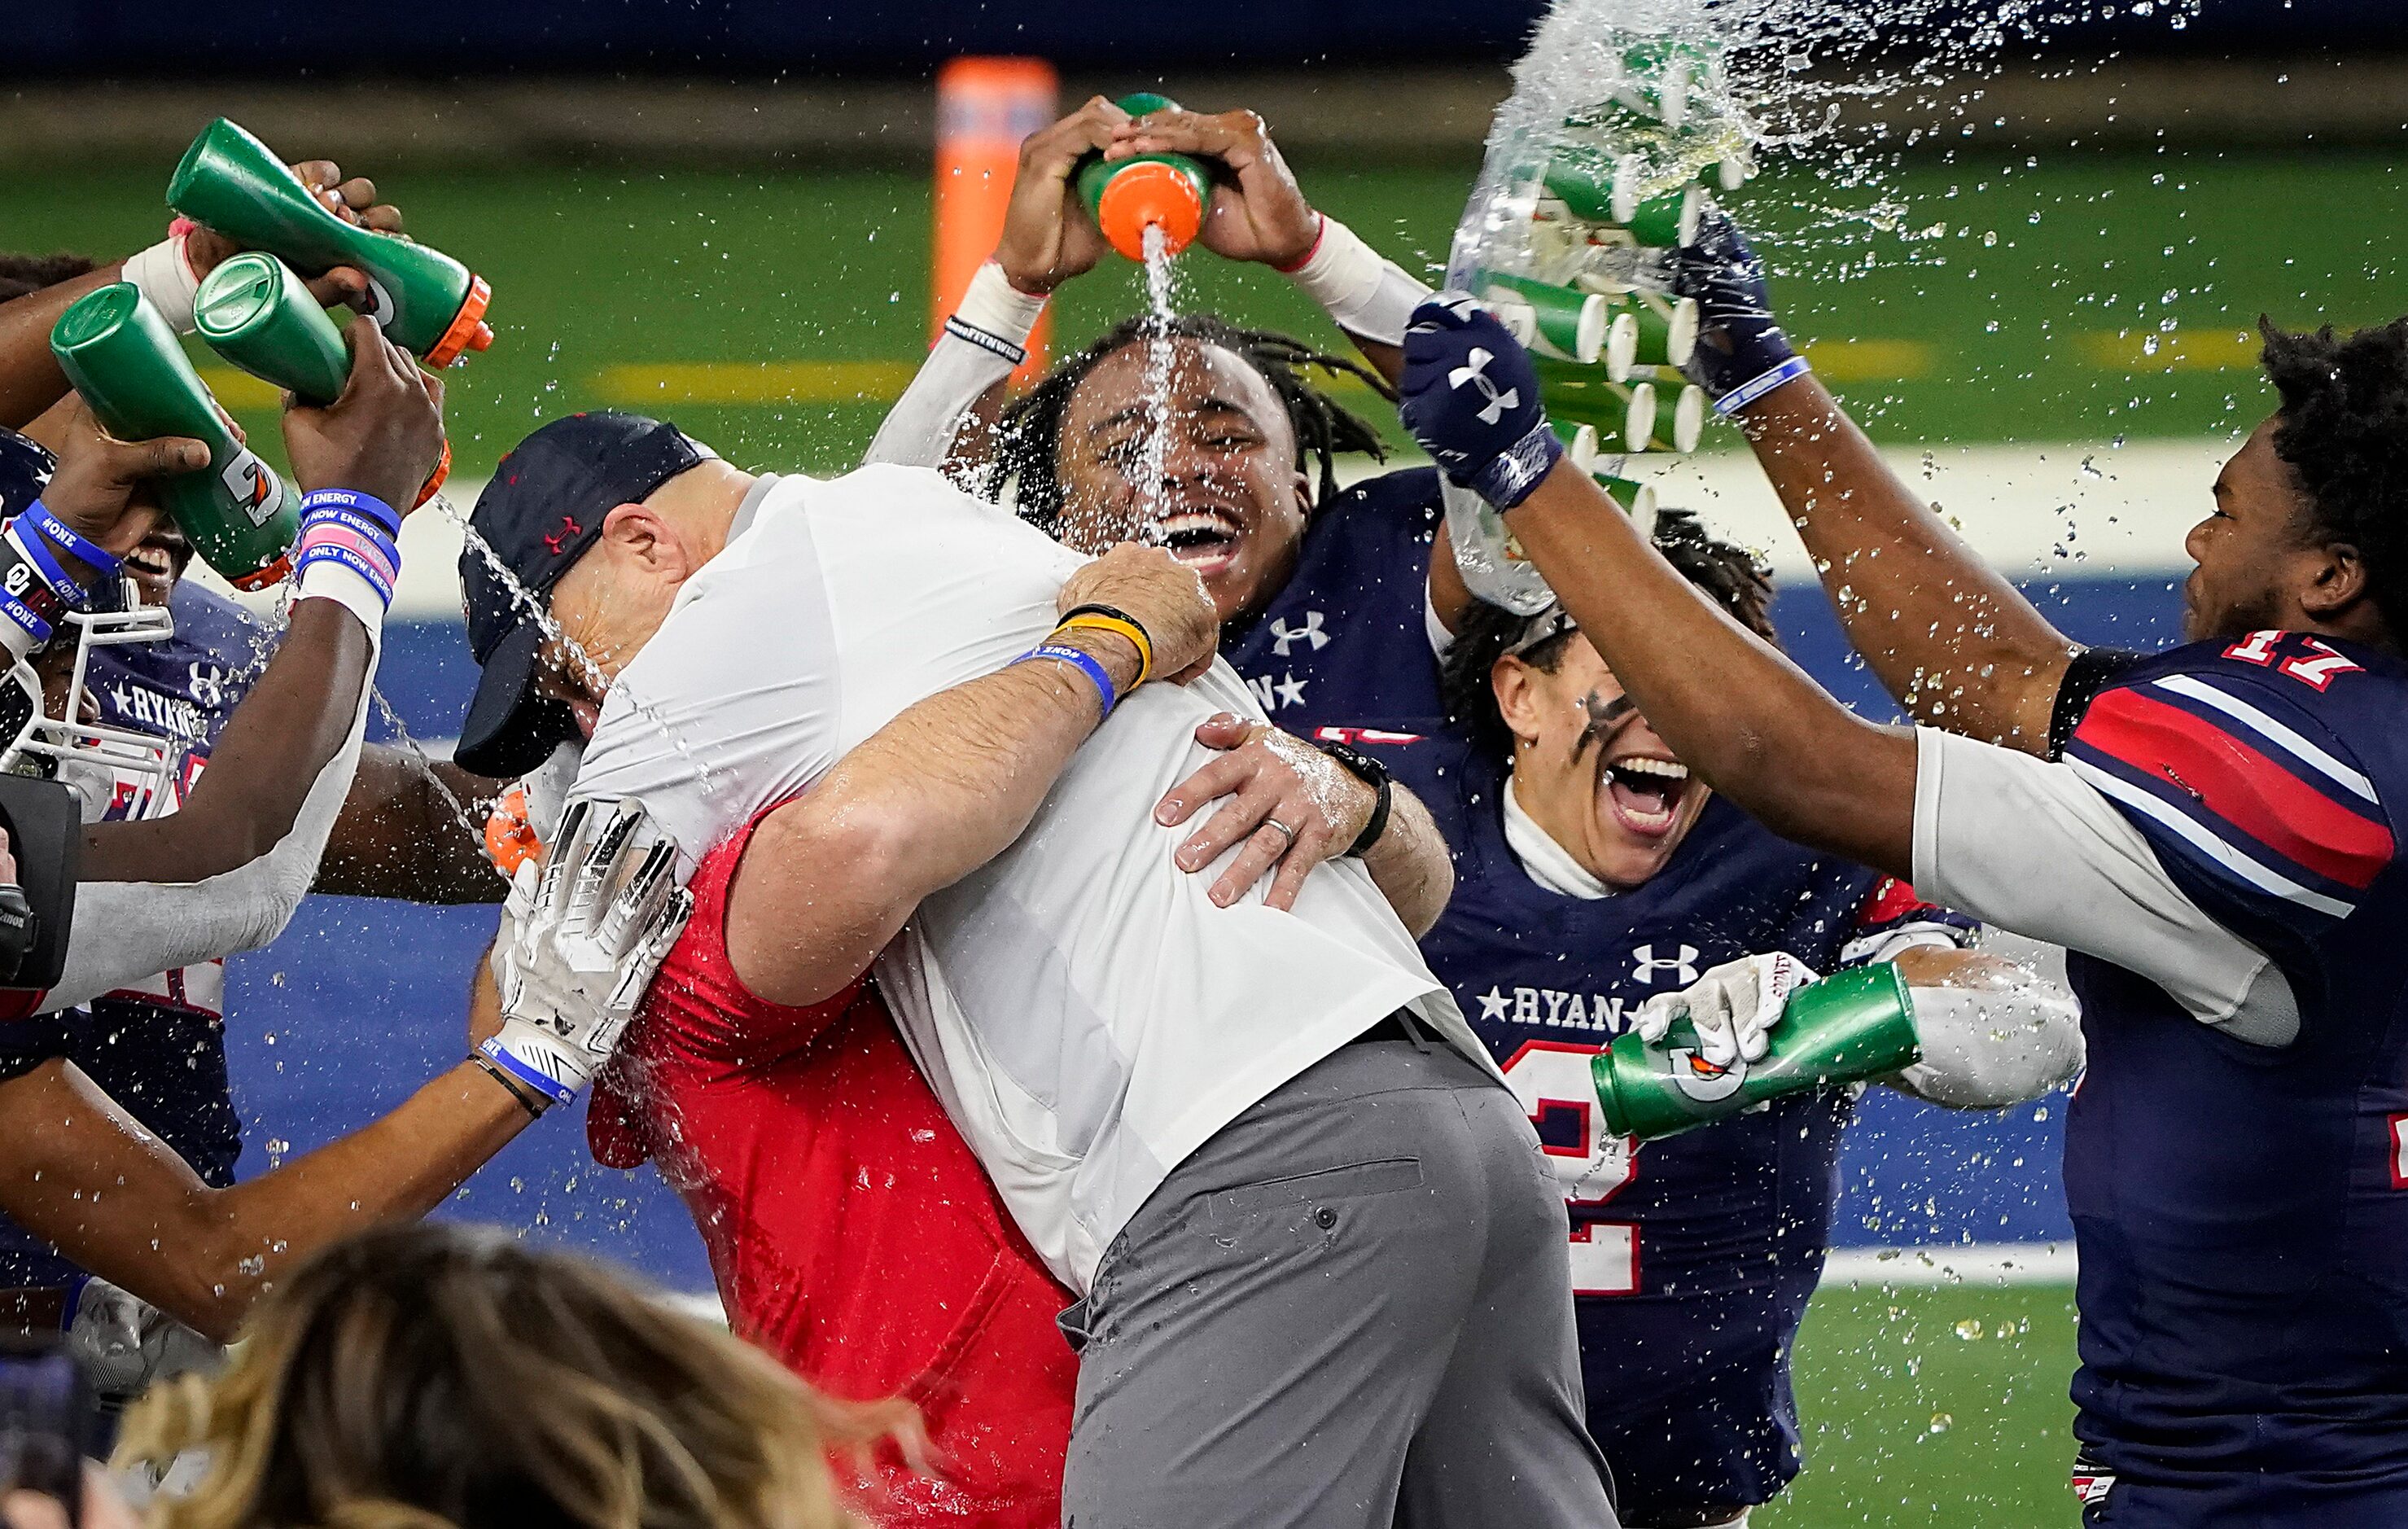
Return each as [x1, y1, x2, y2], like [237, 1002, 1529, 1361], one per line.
[455, 412, 712, 778]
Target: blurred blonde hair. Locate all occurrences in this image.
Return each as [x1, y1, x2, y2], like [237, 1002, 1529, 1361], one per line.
[114, 1223, 895, 1529]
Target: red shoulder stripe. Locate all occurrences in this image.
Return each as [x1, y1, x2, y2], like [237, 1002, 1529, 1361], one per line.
[1854, 876, 1940, 929]
[2076, 687, 2394, 891]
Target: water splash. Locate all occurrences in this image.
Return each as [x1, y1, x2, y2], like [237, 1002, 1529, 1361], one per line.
[1132, 221, 1180, 547]
[429, 492, 730, 819]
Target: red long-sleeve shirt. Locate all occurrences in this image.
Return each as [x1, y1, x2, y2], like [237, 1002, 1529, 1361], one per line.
[589, 808, 1076, 1526]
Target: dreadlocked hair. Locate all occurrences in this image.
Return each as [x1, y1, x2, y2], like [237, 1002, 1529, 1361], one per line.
[992, 312, 1388, 530]
[2258, 315, 2408, 643]
[0, 252, 95, 305]
[1440, 507, 1780, 762]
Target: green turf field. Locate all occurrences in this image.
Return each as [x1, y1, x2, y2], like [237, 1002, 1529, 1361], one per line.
[1767, 1281, 2082, 1527]
[6, 145, 2403, 477]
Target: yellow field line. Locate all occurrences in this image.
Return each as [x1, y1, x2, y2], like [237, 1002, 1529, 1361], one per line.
[1797, 338, 1933, 382]
[2077, 329, 2259, 372]
[195, 366, 285, 410]
[593, 360, 921, 405]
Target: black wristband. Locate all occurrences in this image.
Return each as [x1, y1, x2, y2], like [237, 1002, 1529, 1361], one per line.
[1317, 740, 1394, 857]
[471, 1054, 549, 1119]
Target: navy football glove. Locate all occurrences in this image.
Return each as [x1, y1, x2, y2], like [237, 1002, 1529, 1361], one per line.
[1399, 293, 1565, 511]
[1673, 212, 1811, 414]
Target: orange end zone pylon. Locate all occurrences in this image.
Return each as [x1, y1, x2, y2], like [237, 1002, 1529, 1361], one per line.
[932, 57, 1059, 386]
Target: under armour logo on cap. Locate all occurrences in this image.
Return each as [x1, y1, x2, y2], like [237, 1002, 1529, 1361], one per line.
[543, 516, 583, 554]
[1448, 348, 1518, 425]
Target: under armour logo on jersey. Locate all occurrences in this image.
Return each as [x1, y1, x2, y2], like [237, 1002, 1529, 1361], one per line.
[1447, 348, 1517, 425]
[1630, 944, 1701, 986]
[1270, 610, 1329, 655]
[187, 663, 226, 710]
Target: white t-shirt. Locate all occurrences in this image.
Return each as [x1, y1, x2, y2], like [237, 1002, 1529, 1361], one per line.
[572, 465, 1487, 1291]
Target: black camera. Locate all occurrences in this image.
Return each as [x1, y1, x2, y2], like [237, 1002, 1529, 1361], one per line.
[0, 776, 79, 991]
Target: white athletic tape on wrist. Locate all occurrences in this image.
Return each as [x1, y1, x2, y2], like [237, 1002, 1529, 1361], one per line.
[293, 556, 389, 641]
[952, 261, 1049, 355]
[1280, 215, 1431, 350]
[121, 235, 203, 336]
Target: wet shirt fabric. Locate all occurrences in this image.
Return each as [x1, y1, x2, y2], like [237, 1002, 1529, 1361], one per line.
[1920, 631, 2408, 1526]
[0, 583, 261, 1287]
[1371, 730, 1971, 1522]
[567, 465, 1470, 1294]
[1221, 465, 1448, 734]
[594, 809, 1076, 1528]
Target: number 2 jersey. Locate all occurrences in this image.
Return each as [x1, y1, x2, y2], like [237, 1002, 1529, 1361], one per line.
[1913, 631, 2408, 1525]
[1354, 731, 1972, 1521]
[0, 580, 262, 1286]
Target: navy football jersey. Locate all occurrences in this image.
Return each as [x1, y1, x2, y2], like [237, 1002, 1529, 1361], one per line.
[1370, 730, 1969, 1521]
[2053, 631, 2408, 1522]
[0, 581, 264, 1288]
[1223, 466, 1447, 734]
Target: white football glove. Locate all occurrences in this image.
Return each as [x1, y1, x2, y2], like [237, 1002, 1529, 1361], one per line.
[481, 796, 694, 1109]
[1632, 951, 1819, 1068]
[63, 1275, 222, 1413]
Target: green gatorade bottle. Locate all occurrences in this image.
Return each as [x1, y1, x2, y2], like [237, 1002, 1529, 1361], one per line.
[50, 284, 297, 589]
[168, 118, 493, 366]
[193, 252, 452, 502]
[1075, 93, 1213, 262]
[1590, 962, 1922, 1142]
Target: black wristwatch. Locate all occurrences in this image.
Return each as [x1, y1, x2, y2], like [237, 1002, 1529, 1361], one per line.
[1316, 740, 1393, 857]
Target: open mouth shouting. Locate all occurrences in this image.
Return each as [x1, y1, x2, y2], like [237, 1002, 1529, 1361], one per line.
[1154, 505, 1245, 578]
[1600, 751, 1693, 839]
[123, 528, 191, 607]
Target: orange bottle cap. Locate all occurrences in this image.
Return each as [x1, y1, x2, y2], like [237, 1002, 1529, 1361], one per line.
[1097, 161, 1205, 262]
[413, 437, 453, 508]
[484, 785, 544, 878]
[231, 550, 294, 592]
[423, 274, 493, 368]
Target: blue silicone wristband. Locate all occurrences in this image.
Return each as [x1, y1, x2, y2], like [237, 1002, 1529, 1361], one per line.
[1714, 354, 1812, 416]
[5, 519, 86, 610]
[298, 488, 401, 538]
[294, 543, 396, 607]
[24, 501, 120, 584]
[479, 1036, 576, 1106]
[1015, 641, 1119, 717]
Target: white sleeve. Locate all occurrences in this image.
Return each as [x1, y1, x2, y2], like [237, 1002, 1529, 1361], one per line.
[1890, 979, 2086, 1109]
[864, 262, 1047, 474]
[1280, 215, 1434, 350]
[1911, 726, 2299, 1044]
[42, 594, 380, 1014]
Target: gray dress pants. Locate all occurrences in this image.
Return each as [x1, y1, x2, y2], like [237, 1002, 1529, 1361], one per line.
[1058, 1027, 1618, 1528]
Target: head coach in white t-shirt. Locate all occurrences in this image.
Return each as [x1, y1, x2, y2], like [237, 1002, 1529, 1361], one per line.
[452, 412, 1618, 1528]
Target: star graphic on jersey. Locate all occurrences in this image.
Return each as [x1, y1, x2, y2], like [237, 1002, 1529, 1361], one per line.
[1478, 986, 1512, 1021]
[1273, 672, 1308, 709]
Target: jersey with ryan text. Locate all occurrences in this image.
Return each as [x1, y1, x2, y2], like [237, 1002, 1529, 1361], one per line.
[1373, 731, 1970, 1522]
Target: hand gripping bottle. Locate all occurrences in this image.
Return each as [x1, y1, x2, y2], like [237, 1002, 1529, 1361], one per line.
[1076, 93, 1212, 261]
[168, 118, 493, 366]
[1590, 962, 1923, 1142]
[50, 284, 297, 589]
[193, 252, 453, 502]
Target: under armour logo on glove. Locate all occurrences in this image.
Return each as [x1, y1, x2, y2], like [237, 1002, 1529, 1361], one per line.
[1399, 292, 1564, 512]
[1449, 348, 1519, 424]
